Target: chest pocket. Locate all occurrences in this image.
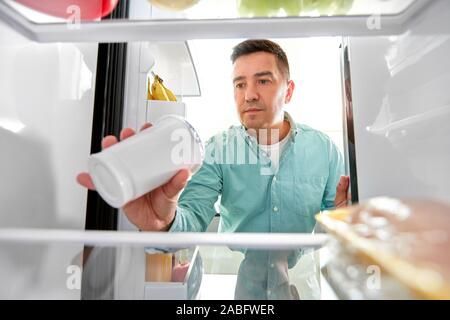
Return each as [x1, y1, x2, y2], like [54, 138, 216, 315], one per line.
[294, 175, 327, 217]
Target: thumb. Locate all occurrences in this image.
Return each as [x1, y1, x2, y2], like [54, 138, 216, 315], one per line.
[161, 169, 191, 199]
[336, 175, 350, 193]
[335, 176, 350, 207]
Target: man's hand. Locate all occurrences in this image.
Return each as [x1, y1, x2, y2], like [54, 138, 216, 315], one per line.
[76, 123, 190, 231]
[334, 175, 350, 208]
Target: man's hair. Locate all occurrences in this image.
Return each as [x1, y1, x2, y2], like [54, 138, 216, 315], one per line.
[231, 39, 290, 80]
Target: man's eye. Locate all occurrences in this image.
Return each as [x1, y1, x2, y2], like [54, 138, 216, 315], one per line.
[258, 79, 270, 84]
[235, 83, 245, 89]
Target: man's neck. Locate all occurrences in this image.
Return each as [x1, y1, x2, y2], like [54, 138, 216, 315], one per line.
[252, 120, 291, 145]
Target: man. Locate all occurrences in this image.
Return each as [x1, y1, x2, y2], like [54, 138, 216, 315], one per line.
[77, 39, 349, 234]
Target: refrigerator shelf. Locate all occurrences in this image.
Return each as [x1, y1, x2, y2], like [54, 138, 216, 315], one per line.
[0, 0, 433, 42]
[0, 227, 328, 249]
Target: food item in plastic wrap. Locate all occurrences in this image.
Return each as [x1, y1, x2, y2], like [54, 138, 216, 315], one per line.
[316, 197, 450, 299]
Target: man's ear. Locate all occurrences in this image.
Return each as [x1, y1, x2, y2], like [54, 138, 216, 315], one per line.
[285, 80, 295, 104]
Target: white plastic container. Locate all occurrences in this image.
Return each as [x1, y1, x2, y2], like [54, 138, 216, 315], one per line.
[88, 115, 204, 208]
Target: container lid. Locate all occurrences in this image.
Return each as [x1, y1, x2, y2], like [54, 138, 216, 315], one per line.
[88, 152, 134, 208]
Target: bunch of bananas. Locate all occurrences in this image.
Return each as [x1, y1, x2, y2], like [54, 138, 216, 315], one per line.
[147, 73, 177, 101]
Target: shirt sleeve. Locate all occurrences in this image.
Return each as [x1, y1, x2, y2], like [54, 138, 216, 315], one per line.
[321, 138, 345, 211]
[169, 138, 223, 232]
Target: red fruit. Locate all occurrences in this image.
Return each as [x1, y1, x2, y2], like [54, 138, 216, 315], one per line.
[14, 0, 120, 21]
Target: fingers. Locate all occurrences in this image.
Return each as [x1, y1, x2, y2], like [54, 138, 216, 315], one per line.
[140, 123, 153, 131]
[161, 169, 191, 199]
[120, 127, 135, 140]
[76, 172, 96, 190]
[101, 135, 118, 149]
[104, 124, 151, 149]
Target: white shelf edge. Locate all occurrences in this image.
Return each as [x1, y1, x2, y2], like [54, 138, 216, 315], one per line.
[0, 227, 328, 249]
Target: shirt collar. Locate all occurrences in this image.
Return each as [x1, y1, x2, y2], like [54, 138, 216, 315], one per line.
[284, 111, 300, 142]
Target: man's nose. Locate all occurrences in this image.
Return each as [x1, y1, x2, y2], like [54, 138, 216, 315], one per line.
[244, 84, 259, 102]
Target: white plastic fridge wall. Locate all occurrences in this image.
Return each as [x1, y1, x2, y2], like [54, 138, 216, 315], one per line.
[0, 19, 97, 298]
[349, 0, 450, 203]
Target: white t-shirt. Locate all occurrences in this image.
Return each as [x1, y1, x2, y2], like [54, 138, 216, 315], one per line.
[258, 132, 291, 174]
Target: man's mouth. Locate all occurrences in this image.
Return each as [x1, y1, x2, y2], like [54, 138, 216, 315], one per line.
[244, 108, 263, 113]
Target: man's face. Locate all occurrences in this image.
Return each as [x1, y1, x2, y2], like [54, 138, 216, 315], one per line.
[232, 51, 294, 129]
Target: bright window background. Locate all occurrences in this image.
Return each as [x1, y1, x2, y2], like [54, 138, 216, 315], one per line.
[183, 37, 344, 154]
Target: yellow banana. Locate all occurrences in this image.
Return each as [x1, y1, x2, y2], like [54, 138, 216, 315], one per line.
[147, 77, 154, 100]
[151, 75, 170, 101]
[163, 83, 177, 101]
[151, 74, 177, 102]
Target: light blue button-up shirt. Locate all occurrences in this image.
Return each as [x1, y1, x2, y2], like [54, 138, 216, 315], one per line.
[169, 112, 344, 235]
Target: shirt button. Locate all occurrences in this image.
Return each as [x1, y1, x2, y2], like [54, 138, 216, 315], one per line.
[273, 176, 277, 181]
[273, 206, 278, 212]
[270, 263, 275, 268]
